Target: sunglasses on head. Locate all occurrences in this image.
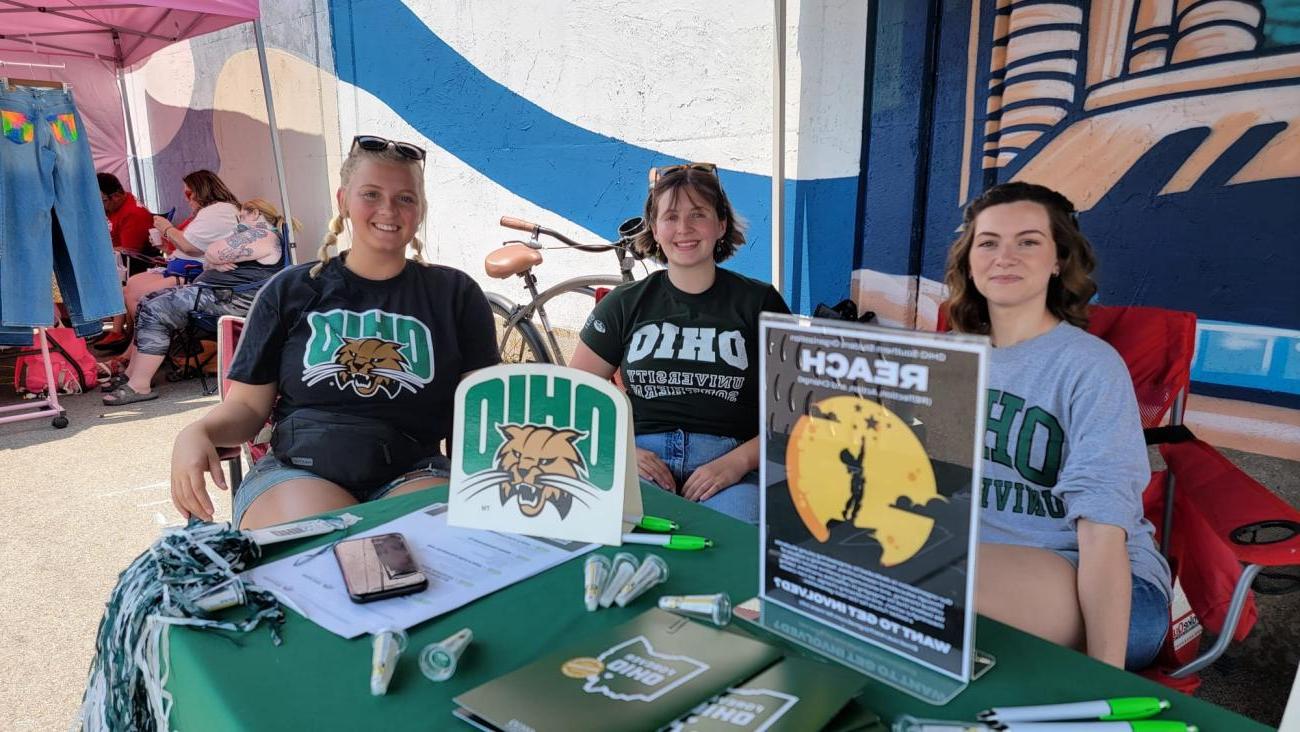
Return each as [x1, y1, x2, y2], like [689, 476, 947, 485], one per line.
[352, 135, 427, 162]
[649, 161, 717, 189]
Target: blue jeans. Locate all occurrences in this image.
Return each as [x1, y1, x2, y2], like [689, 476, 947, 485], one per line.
[1127, 575, 1170, 670]
[233, 453, 451, 528]
[635, 430, 760, 524]
[0, 87, 124, 345]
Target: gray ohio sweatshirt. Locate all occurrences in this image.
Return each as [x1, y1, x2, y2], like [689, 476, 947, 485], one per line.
[980, 322, 1170, 598]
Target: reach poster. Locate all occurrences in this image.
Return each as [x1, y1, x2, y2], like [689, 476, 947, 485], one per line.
[758, 314, 989, 681]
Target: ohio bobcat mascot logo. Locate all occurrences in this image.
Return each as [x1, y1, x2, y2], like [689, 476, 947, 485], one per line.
[457, 423, 601, 519]
[300, 309, 435, 399]
[450, 366, 637, 545]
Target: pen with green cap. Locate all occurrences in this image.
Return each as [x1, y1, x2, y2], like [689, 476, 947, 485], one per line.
[979, 698, 1170, 724]
[996, 722, 1195, 732]
[623, 514, 679, 532]
[621, 533, 713, 550]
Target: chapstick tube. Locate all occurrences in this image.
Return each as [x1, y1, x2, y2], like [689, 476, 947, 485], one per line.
[599, 553, 639, 608]
[658, 593, 732, 626]
[614, 554, 669, 607]
[583, 555, 611, 612]
[370, 629, 408, 696]
[419, 628, 474, 682]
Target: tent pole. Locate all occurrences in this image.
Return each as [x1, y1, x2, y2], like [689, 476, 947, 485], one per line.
[113, 31, 147, 207]
[771, 0, 786, 296]
[116, 66, 147, 206]
[253, 19, 296, 263]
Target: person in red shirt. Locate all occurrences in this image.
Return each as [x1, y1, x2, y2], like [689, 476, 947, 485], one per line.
[98, 173, 154, 255]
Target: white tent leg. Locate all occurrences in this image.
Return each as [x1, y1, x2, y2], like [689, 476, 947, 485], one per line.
[771, 0, 786, 293]
[253, 19, 296, 263]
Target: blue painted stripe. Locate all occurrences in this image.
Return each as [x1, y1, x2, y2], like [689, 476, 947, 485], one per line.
[329, 0, 857, 313]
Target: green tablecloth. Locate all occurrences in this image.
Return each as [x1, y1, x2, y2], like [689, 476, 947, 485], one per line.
[165, 486, 1271, 731]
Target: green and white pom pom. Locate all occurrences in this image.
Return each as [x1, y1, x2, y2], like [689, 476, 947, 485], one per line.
[78, 519, 285, 732]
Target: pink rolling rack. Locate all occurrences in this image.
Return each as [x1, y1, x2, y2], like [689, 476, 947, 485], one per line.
[0, 328, 70, 429]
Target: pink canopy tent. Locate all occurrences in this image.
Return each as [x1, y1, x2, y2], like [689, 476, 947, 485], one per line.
[0, 0, 297, 259]
[0, 1, 259, 66]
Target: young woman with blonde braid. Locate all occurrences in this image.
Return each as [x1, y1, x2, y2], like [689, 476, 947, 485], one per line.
[170, 136, 499, 528]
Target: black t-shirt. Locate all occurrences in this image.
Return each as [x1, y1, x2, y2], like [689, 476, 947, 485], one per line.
[227, 256, 500, 452]
[579, 269, 790, 439]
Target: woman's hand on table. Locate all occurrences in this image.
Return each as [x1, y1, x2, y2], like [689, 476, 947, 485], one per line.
[170, 422, 228, 522]
[681, 453, 746, 502]
[636, 448, 677, 493]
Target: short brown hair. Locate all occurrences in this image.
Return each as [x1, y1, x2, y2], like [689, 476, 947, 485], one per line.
[943, 182, 1097, 334]
[182, 170, 239, 209]
[633, 167, 746, 264]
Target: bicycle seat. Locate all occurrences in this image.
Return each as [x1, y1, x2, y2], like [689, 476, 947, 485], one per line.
[484, 243, 543, 279]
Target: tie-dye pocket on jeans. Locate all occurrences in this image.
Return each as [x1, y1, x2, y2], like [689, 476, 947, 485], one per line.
[1, 110, 34, 144]
[49, 113, 78, 144]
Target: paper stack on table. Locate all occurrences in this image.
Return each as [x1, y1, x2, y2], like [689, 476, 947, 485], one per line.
[242, 502, 597, 638]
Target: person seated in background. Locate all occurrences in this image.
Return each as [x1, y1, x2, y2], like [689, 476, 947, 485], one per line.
[943, 181, 1170, 670]
[569, 163, 791, 524]
[102, 198, 295, 405]
[98, 172, 154, 259]
[97, 170, 240, 355]
[169, 136, 499, 528]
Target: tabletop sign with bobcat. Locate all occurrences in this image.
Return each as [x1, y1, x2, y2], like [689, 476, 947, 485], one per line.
[448, 364, 641, 545]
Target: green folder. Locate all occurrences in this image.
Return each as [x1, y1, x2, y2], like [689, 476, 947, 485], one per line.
[454, 608, 782, 732]
[662, 654, 874, 732]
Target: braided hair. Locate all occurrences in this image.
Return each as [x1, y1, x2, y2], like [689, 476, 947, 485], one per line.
[310, 144, 429, 278]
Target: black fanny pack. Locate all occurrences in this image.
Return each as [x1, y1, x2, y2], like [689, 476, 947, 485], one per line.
[271, 408, 428, 492]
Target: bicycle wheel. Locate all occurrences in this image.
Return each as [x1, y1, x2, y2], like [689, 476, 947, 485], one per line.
[530, 280, 624, 366]
[488, 294, 551, 364]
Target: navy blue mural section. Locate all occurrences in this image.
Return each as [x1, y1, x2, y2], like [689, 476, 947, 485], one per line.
[859, 0, 940, 278]
[858, 0, 1300, 402]
[328, 0, 855, 314]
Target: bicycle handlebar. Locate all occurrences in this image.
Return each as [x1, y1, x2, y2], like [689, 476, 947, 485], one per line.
[498, 215, 630, 255]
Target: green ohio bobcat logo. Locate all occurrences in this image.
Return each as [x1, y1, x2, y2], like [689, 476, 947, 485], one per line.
[301, 309, 434, 398]
[455, 373, 620, 520]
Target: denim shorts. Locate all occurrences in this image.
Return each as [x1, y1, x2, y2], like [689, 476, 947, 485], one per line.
[232, 452, 450, 527]
[635, 429, 760, 525]
[1127, 574, 1171, 670]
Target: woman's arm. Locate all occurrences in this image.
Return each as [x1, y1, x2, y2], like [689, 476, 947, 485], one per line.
[680, 437, 758, 501]
[205, 226, 279, 268]
[1076, 519, 1131, 668]
[568, 342, 617, 380]
[171, 381, 276, 521]
[154, 215, 203, 256]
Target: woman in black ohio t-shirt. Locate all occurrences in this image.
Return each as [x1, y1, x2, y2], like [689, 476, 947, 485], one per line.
[169, 137, 499, 529]
[572, 165, 790, 524]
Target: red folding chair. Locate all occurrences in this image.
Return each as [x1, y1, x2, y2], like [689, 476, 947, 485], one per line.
[216, 315, 272, 496]
[1088, 306, 1299, 690]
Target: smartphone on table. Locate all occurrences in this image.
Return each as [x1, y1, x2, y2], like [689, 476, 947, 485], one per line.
[332, 533, 428, 603]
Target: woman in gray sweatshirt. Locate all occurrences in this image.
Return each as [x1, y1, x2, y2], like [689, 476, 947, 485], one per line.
[943, 182, 1170, 671]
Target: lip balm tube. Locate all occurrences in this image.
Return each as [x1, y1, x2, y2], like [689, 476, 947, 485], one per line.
[583, 555, 611, 612]
[658, 592, 732, 626]
[419, 627, 474, 682]
[370, 628, 408, 696]
[599, 552, 639, 608]
[614, 554, 669, 607]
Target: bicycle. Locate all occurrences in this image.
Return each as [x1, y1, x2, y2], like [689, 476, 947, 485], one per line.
[485, 215, 647, 365]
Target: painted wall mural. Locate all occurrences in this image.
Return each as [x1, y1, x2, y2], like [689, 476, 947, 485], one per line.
[857, 0, 1300, 408]
[328, 0, 869, 318]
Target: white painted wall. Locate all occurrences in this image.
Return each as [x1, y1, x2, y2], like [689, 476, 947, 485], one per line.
[335, 0, 869, 328]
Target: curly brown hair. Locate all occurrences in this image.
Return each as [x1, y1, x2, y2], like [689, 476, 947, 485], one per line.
[632, 166, 746, 264]
[943, 182, 1097, 334]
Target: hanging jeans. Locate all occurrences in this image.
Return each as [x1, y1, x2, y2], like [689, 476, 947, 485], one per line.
[0, 87, 124, 346]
